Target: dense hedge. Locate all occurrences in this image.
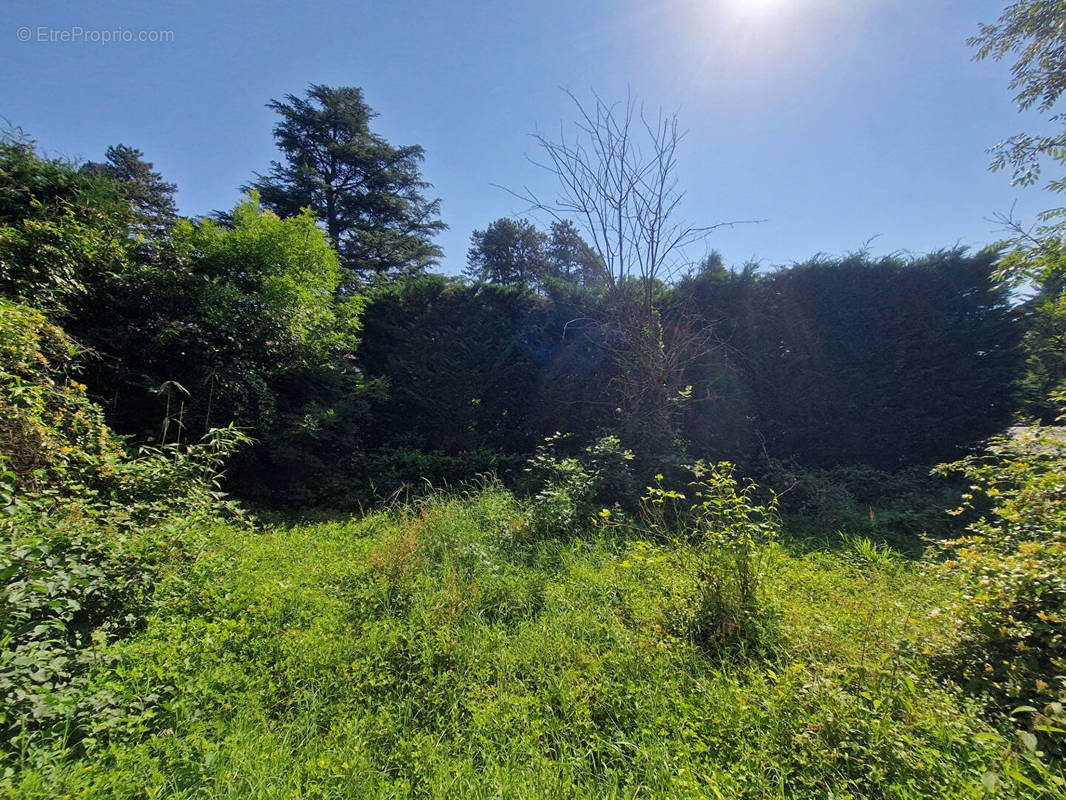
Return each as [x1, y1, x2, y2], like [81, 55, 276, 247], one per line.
[345, 250, 1021, 502]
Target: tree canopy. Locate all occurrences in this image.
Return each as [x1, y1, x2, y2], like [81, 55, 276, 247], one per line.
[80, 144, 178, 239]
[0, 138, 131, 311]
[464, 218, 548, 288]
[464, 217, 604, 290]
[972, 0, 1066, 417]
[246, 84, 446, 283]
[0, 81, 1034, 503]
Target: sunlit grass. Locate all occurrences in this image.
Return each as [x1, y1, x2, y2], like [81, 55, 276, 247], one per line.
[3, 488, 1038, 799]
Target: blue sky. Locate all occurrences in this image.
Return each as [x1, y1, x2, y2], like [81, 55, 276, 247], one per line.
[0, 0, 1054, 274]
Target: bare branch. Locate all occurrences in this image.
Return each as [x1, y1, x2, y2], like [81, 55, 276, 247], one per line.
[512, 90, 759, 297]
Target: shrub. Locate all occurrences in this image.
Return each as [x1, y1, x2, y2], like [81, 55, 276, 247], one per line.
[0, 301, 248, 757]
[764, 460, 959, 548]
[0, 139, 131, 312]
[0, 301, 247, 514]
[933, 422, 1066, 761]
[0, 301, 119, 493]
[523, 433, 635, 537]
[643, 462, 779, 657]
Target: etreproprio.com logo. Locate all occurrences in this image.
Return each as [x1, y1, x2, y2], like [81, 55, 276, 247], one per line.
[16, 26, 175, 44]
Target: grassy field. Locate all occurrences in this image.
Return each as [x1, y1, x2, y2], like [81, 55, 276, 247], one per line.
[4, 486, 1052, 799]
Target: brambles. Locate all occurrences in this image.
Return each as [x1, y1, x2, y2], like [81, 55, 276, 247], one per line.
[0, 300, 248, 757]
[933, 422, 1066, 763]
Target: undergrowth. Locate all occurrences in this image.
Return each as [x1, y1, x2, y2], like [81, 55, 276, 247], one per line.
[2, 306, 1062, 797]
[3, 485, 1058, 799]
[0, 300, 248, 762]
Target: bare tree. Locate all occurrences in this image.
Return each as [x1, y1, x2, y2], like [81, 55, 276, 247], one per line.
[518, 90, 751, 303]
[515, 91, 757, 464]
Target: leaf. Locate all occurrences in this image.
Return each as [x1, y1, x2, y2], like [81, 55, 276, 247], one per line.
[1016, 729, 1038, 752]
[981, 771, 999, 792]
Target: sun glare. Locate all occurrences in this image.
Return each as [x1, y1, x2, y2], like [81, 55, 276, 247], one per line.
[730, 0, 786, 21]
[662, 0, 874, 101]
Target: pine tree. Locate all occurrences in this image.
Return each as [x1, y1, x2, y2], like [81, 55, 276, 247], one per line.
[80, 144, 177, 238]
[246, 85, 446, 283]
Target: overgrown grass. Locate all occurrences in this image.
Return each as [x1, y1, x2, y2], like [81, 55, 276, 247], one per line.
[4, 485, 1056, 799]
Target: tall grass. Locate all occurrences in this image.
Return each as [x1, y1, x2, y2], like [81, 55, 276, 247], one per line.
[3, 485, 1052, 799]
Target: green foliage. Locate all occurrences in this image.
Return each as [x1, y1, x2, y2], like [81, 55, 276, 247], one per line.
[246, 84, 446, 282]
[523, 433, 635, 537]
[2, 488, 1045, 798]
[0, 300, 247, 759]
[356, 275, 564, 464]
[0, 508, 225, 757]
[605, 302, 693, 468]
[0, 200, 130, 313]
[684, 249, 1022, 468]
[79, 144, 178, 241]
[996, 237, 1066, 419]
[0, 140, 131, 312]
[1020, 289, 1066, 420]
[764, 461, 960, 549]
[464, 217, 604, 290]
[971, 1, 1066, 425]
[971, 0, 1066, 197]
[0, 300, 248, 507]
[68, 195, 365, 498]
[465, 217, 549, 288]
[1, 300, 131, 495]
[932, 422, 1066, 763]
[340, 447, 525, 509]
[643, 462, 779, 657]
[353, 250, 1021, 498]
[173, 196, 356, 369]
[543, 219, 606, 288]
[0, 138, 126, 228]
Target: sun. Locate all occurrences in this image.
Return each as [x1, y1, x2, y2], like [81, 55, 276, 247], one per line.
[664, 0, 874, 101]
[689, 0, 803, 53]
[725, 0, 791, 23]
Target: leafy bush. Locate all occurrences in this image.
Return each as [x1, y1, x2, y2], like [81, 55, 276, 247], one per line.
[643, 462, 779, 657]
[0, 301, 247, 512]
[0, 139, 131, 312]
[523, 433, 635, 537]
[0, 503, 214, 754]
[933, 422, 1066, 762]
[64, 196, 366, 502]
[764, 460, 959, 548]
[0, 300, 247, 757]
[0, 301, 121, 493]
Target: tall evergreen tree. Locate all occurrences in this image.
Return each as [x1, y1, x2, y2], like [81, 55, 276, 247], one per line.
[465, 217, 605, 290]
[464, 217, 548, 287]
[545, 220, 605, 287]
[246, 85, 446, 283]
[80, 145, 178, 238]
